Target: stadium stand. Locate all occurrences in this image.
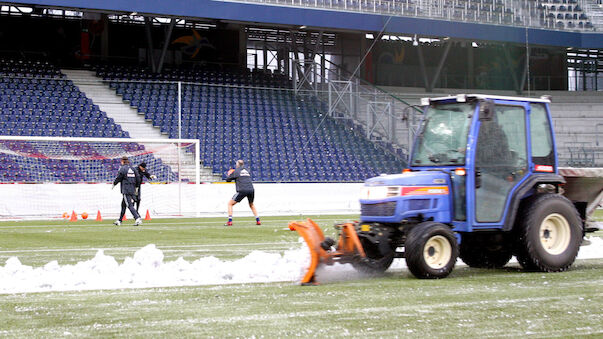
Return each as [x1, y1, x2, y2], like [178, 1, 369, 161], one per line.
[0, 59, 178, 182]
[546, 92, 603, 167]
[96, 65, 405, 181]
[227, 0, 596, 31]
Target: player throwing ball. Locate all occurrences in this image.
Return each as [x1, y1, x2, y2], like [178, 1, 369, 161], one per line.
[224, 159, 260, 226]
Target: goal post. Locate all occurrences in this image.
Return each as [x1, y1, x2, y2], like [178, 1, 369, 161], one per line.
[0, 136, 201, 219]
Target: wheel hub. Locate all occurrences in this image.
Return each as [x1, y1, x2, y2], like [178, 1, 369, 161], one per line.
[423, 235, 452, 269]
[539, 213, 571, 255]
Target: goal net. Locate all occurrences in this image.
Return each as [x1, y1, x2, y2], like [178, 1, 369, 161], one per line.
[0, 136, 200, 219]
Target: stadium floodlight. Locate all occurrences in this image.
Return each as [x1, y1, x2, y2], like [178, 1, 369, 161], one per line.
[0, 136, 201, 219]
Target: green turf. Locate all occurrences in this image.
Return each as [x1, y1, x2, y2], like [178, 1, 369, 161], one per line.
[1, 215, 603, 337]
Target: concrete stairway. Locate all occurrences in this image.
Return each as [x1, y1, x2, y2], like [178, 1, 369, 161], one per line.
[61, 69, 220, 182]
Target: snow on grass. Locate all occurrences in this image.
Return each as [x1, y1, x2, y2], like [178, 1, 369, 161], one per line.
[0, 243, 309, 294]
[1, 237, 602, 294]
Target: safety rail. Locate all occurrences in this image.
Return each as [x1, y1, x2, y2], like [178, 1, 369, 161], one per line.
[217, 0, 597, 32]
[292, 57, 423, 163]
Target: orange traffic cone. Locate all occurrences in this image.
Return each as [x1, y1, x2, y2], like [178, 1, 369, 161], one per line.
[144, 209, 152, 220]
[122, 214, 127, 221]
[96, 210, 102, 221]
[70, 210, 77, 222]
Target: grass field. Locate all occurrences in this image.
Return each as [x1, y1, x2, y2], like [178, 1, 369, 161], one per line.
[1, 212, 603, 338]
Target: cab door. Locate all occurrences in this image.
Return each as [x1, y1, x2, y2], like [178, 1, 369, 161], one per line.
[471, 102, 529, 227]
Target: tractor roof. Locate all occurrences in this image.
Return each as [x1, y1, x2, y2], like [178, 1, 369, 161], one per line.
[422, 94, 552, 106]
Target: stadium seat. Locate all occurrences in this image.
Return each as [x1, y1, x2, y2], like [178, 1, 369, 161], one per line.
[94, 64, 404, 182]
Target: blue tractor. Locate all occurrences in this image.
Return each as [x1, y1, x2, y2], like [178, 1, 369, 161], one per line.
[290, 94, 602, 284]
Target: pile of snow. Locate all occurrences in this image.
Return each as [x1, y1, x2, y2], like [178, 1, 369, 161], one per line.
[0, 244, 310, 294]
[1, 237, 602, 294]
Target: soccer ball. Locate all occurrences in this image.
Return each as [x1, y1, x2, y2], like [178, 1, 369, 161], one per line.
[81, 212, 89, 219]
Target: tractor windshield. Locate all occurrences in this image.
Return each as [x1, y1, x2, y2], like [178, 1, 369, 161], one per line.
[411, 102, 474, 166]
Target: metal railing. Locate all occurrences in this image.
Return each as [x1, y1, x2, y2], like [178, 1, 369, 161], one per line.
[291, 58, 423, 162]
[565, 145, 603, 167]
[217, 0, 598, 32]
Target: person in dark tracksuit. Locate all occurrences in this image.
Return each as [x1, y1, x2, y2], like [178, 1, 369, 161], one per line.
[134, 162, 156, 212]
[224, 159, 260, 226]
[112, 156, 142, 226]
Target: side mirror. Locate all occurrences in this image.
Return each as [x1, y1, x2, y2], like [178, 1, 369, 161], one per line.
[479, 100, 494, 121]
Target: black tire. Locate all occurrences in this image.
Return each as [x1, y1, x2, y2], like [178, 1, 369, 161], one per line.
[514, 194, 582, 272]
[352, 236, 395, 274]
[459, 234, 512, 269]
[405, 221, 459, 279]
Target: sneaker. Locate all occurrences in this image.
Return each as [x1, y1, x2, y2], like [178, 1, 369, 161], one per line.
[113, 220, 121, 226]
[134, 218, 142, 226]
[256, 221, 262, 225]
[224, 221, 232, 226]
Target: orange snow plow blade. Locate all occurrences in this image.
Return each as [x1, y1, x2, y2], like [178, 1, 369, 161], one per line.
[288, 218, 366, 285]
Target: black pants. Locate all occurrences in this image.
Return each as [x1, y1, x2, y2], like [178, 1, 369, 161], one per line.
[120, 194, 141, 221]
[134, 187, 141, 211]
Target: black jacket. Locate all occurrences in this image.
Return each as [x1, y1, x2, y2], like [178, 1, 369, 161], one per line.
[113, 165, 141, 195]
[135, 168, 153, 199]
[137, 168, 152, 188]
[226, 166, 254, 192]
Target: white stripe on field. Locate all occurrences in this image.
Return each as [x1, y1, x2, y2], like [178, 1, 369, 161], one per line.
[0, 217, 352, 228]
[0, 242, 300, 254]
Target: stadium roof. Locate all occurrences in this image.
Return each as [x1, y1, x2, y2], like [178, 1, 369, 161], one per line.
[5, 0, 603, 48]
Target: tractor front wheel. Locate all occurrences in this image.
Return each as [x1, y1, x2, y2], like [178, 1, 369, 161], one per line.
[405, 221, 458, 279]
[352, 233, 395, 274]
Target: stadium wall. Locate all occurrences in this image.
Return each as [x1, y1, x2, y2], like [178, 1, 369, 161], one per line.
[0, 183, 363, 220]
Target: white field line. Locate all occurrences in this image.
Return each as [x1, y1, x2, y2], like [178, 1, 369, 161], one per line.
[95, 292, 603, 327]
[0, 217, 349, 228]
[0, 242, 299, 254]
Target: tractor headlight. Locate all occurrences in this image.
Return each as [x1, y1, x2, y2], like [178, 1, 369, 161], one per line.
[361, 186, 402, 200]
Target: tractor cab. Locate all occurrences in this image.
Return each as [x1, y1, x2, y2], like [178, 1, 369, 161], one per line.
[359, 94, 561, 231]
[408, 94, 560, 232]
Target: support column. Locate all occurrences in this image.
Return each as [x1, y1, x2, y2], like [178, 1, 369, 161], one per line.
[360, 32, 369, 82]
[144, 17, 157, 73]
[502, 44, 521, 94]
[156, 19, 176, 74]
[263, 34, 268, 71]
[239, 26, 247, 67]
[100, 14, 109, 61]
[284, 45, 290, 78]
[416, 45, 430, 91]
[467, 42, 474, 89]
[321, 41, 326, 83]
[519, 47, 530, 94]
[429, 41, 452, 91]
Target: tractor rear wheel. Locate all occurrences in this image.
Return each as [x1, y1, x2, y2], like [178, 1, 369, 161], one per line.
[405, 221, 458, 279]
[514, 194, 582, 272]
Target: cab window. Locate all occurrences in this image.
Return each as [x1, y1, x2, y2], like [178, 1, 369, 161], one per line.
[530, 103, 555, 167]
